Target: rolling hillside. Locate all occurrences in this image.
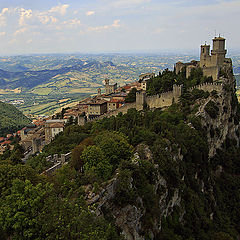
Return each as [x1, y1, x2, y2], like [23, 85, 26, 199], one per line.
[0, 101, 31, 136]
[0, 60, 139, 95]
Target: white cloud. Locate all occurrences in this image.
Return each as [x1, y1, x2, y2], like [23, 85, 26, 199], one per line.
[38, 15, 50, 24]
[108, 0, 151, 8]
[51, 16, 58, 23]
[86, 11, 95, 16]
[0, 8, 10, 27]
[18, 8, 32, 26]
[0, 16, 5, 27]
[14, 27, 27, 36]
[9, 39, 17, 44]
[63, 18, 81, 27]
[1, 8, 9, 14]
[88, 19, 121, 32]
[112, 19, 120, 27]
[49, 4, 69, 16]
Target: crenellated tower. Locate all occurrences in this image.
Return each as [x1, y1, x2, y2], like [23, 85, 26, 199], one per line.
[211, 36, 227, 66]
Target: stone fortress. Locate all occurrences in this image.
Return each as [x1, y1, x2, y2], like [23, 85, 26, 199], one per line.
[92, 36, 229, 120]
[19, 36, 231, 164]
[175, 35, 232, 81]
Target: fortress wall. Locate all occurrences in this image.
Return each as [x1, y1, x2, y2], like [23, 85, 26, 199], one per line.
[88, 83, 222, 123]
[89, 102, 136, 121]
[146, 91, 174, 109]
[146, 85, 182, 109]
[202, 66, 219, 81]
[189, 82, 223, 92]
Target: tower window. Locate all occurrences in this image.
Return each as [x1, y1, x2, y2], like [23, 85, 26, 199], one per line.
[202, 48, 205, 53]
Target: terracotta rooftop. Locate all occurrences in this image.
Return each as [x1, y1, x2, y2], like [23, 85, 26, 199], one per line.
[49, 123, 64, 128]
[89, 99, 107, 105]
[109, 99, 123, 103]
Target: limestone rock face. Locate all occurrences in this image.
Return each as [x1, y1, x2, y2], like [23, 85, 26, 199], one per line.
[85, 68, 239, 240]
[85, 145, 183, 240]
[196, 71, 239, 157]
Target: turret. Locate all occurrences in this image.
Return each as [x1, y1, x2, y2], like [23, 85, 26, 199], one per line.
[211, 36, 227, 66]
[97, 88, 101, 96]
[105, 79, 109, 85]
[200, 44, 211, 67]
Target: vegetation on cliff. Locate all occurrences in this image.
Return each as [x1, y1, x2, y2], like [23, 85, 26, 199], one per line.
[146, 67, 213, 95]
[0, 101, 31, 136]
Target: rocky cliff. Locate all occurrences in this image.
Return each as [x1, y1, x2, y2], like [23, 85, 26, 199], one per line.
[84, 65, 239, 240]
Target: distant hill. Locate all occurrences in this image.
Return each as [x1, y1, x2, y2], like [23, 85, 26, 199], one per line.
[0, 101, 31, 136]
[0, 60, 133, 95]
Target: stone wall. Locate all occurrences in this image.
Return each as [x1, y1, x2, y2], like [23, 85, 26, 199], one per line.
[43, 152, 71, 175]
[84, 83, 222, 124]
[89, 102, 137, 121]
[146, 91, 175, 109]
[145, 84, 183, 109]
[202, 66, 219, 81]
[188, 82, 223, 92]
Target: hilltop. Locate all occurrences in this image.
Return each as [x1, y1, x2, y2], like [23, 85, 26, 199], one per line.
[0, 101, 31, 137]
[0, 39, 240, 239]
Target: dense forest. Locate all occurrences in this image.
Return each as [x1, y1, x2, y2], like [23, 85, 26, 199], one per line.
[0, 68, 239, 240]
[0, 101, 31, 136]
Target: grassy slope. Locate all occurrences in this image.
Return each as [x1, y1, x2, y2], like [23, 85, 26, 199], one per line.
[0, 101, 31, 136]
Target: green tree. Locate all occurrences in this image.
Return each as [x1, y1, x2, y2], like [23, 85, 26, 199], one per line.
[81, 145, 112, 180]
[94, 131, 133, 169]
[0, 179, 51, 240]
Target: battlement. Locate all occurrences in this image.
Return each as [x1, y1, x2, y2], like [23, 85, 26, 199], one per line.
[188, 82, 223, 92]
[144, 84, 183, 109]
[176, 36, 230, 81]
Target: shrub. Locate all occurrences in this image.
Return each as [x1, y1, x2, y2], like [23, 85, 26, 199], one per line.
[205, 101, 219, 119]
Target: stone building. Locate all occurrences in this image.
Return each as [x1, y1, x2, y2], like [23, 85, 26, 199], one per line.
[105, 79, 117, 95]
[107, 99, 122, 112]
[139, 73, 155, 91]
[175, 36, 231, 81]
[87, 99, 107, 118]
[45, 121, 64, 144]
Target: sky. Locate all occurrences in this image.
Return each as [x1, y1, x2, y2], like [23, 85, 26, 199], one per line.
[0, 0, 239, 55]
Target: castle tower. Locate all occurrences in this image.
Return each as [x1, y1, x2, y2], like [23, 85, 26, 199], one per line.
[97, 88, 101, 96]
[200, 44, 211, 67]
[105, 79, 109, 85]
[136, 91, 146, 111]
[173, 84, 183, 98]
[211, 36, 227, 66]
[105, 79, 117, 95]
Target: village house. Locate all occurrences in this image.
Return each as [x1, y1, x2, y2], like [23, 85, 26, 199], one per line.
[45, 120, 65, 144]
[87, 99, 108, 118]
[20, 125, 45, 154]
[107, 99, 122, 112]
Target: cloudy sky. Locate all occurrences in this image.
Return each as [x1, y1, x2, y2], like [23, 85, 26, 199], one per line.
[0, 0, 239, 55]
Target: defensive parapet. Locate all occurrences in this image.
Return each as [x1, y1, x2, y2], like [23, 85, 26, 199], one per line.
[146, 84, 183, 109]
[188, 82, 223, 92]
